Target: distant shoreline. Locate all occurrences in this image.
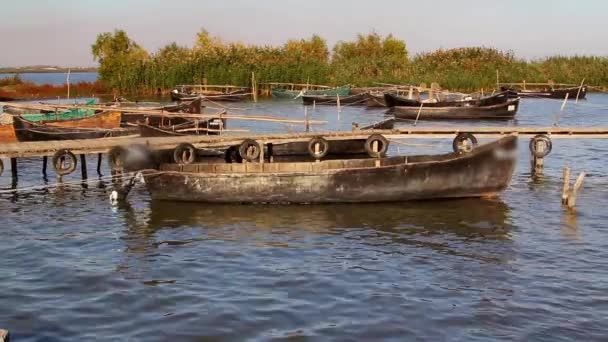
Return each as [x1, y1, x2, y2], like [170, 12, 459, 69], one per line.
[0, 67, 97, 74]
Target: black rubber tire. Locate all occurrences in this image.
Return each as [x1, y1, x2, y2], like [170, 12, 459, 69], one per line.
[173, 143, 197, 164]
[0, 158, 3, 176]
[239, 139, 261, 162]
[529, 134, 552, 158]
[108, 146, 126, 171]
[307, 137, 330, 159]
[52, 149, 77, 176]
[365, 134, 389, 158]
[452, 133, 478, 153]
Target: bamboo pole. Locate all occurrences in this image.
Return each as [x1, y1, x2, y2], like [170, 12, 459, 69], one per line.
[66, 68, 71, 100]
[575, 78, 585, 104]
[414, 103, 424, 126]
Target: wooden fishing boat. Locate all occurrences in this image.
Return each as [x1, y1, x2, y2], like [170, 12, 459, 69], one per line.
[302, 93, 368, 106]
[384, 91, 511, 108]
[138, 117, 227, 137]
[142, 136, 517, 204]
[366, 93, 388, 107]
[171, 85, 251, 102]
[390, 98, 520, 120]
[120, 98, 205, 126]
[3, 99, 97, 118]
[13, 114, 134, 142]
[0, 124, 16, 143]
[500, 85, 587, 100]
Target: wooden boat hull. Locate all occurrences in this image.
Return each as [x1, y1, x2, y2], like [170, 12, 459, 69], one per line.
[366, 93, 387, 107]
[390, 99, 519, 120]
[21, 110, 122, 129]
[143, 136, 517, 204]
[302, 93, 368, 106]
[0, 124, 17, 143]
[384, 91, 510, 108]
[13, 115, 135, 141]
[138, 118, 227, 137]
[171, 90, 251, 102]
[502, 86, 587, 100]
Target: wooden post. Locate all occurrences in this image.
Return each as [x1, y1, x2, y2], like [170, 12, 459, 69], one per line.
[575, 78, 585, 104]
[10, 157, 17, 180]
[337, 94, 341, 112]
[562, 167, 571, 204]
[251, 72, 257, 102]
[259, 141, 264, 164]
[313, 100, 316, 110]
[531, 140, 545, 176]
[66, 68, 71, 100]
[80, 154, 88, 181]
[567, 172, 586, 209]
[408, 85, 413, 100]
[96, 153, 102, 175]
[304, 106, 310, 132]
[496, 69, 500, 90]
[523, 80, 526, 90]
[42, 156, 48, 175]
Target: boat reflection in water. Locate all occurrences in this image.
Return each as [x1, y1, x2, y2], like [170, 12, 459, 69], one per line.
[141, 198, 513, 241]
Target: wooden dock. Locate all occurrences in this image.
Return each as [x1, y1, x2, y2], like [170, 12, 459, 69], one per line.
[1, 126, 608, 159]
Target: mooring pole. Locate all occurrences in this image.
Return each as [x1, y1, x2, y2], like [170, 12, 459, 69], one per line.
[531, 140, 545, 177]
[42, 156, 48, 176]
[80, 154, 88, 181]
[96, 153, 102, 175]
[10, 158, 17, 180]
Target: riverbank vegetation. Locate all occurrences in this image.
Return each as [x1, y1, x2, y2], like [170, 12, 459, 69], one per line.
[0, 74, 106, 100]
[91, 29, 608, 94]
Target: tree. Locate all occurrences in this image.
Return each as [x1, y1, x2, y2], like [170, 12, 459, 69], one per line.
[91, 29, 148, 90]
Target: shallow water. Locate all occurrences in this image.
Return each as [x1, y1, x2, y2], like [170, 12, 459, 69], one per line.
[1, 92, 608, 341]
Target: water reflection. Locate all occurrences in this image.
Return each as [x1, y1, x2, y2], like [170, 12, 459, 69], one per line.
[139, 198, 513, 240]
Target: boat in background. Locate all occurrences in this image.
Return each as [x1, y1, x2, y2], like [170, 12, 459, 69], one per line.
[12, 110, 128, 141]
[499, 82, 587, 100]
[171, 85, 251, 102]
[302, 92, 368, 106]
[143, 136, 517, 203]
[264, 83, 350, 99]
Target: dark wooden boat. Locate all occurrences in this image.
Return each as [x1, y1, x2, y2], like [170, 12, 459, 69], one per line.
[142, 136, 517, 204]
[13, 115, 135, 141]
[120, 98, 205, 126]
[138, 117, 227, 137]
[500, 86, 587, 100]
[366, 93, 388, 107]
[302, 93, 368, 106]
[390, 98, 519, 120]
[171, 86, 251, 102]
[384, 91, 511, 108]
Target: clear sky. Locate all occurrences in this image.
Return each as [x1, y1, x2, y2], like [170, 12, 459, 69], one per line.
[0, 0, 606, 67]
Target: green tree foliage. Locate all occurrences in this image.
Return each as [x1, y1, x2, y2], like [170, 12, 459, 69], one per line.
[91, 29, 149, 92]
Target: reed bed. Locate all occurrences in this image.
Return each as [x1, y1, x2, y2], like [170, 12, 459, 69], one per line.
[85, 29, 608, 94]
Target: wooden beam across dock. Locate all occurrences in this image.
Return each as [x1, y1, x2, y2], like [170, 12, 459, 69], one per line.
[1, 126, 608, 159]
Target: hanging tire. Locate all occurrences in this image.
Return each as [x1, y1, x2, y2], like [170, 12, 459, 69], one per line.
[307, 137, 330, 159]
[239, 139, 261, 162]
[173, 143, 197, 164]
[52, 149, 77, 176]
[453, 133, 478, 153]
[0, 159, 3, 176]
[529, 134, 552, 158]
[365, 134, 389, 158]
[108, 146, 126, 171]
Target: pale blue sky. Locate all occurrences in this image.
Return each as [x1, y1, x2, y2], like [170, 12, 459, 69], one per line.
[0, 0, 606, 66]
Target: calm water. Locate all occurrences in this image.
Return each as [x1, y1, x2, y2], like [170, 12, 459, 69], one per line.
[1, 91, 608, 340]
[0, 72, 98, 85]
